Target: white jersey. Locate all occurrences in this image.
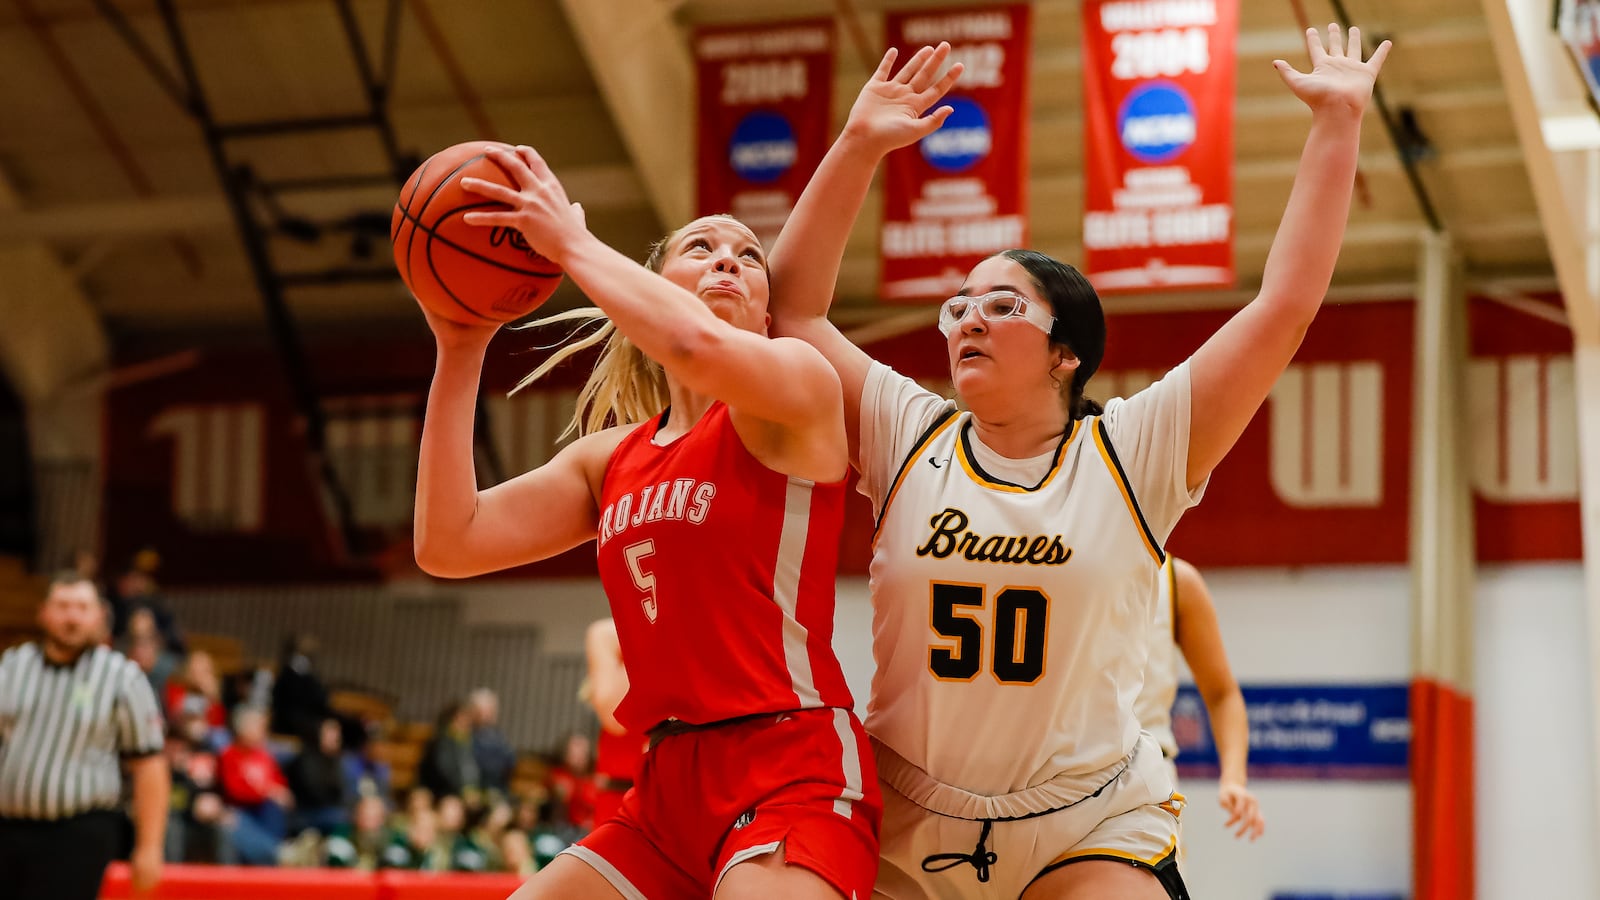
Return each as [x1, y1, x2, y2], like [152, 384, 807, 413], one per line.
[858, 362, 1204, 797]
[1134, 556, 1181, 759]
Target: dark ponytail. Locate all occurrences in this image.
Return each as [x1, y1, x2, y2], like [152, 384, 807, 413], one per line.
[997, 249, 1107, 419]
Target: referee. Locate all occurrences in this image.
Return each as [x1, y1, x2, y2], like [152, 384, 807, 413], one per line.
[0, 572, 168, 897]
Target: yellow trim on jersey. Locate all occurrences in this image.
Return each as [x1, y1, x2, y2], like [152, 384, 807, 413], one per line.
[953, 419, 1078, 493]
[872, 412, 961, 547]
[1052, 832, 1179, 868]
[1165, 556, 1179, 642]
[1091, 420, 1165, 566]
[1158, 791, 1186, 819]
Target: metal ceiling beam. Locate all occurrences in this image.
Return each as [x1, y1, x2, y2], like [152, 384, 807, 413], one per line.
[0, 164, 645, 243]
[555, 0, 695, 230]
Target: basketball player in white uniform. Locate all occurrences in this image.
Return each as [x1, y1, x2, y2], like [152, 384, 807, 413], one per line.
[769, 27, 1388, 899]
[1135, 558, 1264, 845]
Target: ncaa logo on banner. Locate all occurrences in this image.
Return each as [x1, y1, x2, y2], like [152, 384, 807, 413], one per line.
[920, 96, 993, 173]
[1117, 81, 1197, 163]
[728, 111, 798, 183]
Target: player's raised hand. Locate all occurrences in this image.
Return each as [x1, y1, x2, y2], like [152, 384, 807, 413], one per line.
[461, 145, 589, 266]
[842, 43, 964, 156]
[1274, 24, 1390, 117]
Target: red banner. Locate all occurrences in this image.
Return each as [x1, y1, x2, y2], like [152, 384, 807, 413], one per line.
[694, 20, 835, 246]
[101, 303, 1581, 584]
[1081, 0, 1236, 292]
[1467, 295, 1580, 561]
[880, 4, 1031, 301]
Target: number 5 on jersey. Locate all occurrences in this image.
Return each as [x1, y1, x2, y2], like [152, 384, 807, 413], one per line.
[928, 582, 1049, 684]
[624, 540, 658, 623]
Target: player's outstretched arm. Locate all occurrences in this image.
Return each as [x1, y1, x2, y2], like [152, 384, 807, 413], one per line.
[767, 43, 961, 463]
[1173, 558, 1264, 841]
[462, 146, 838, 434]
[412, 321, 617, 578]
[1185, 25, 1390, 489]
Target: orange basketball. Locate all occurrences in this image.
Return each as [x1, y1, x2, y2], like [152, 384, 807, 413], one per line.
[391, 141, 564, 325]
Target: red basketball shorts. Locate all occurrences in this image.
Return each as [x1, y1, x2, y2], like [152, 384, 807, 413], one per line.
[563, 707, 882, 898]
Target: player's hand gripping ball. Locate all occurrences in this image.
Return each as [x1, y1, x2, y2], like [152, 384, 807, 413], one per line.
[391, 140, 564, 324]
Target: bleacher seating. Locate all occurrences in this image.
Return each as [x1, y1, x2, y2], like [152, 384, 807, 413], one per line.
[185, 632, 246, 676]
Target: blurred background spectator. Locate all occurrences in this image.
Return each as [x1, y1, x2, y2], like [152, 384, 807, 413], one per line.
[217, 706, 291, 865]
[543, 732, 595, 835]
[419, 702, 479, 803]
[107, 548, 184, 652]
[287, 717, 349, 836]
[468, 688, 515, 803]
[166, 649, 226, 742]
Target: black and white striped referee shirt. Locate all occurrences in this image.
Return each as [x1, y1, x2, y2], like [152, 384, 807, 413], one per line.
[0, 642, 165, 820]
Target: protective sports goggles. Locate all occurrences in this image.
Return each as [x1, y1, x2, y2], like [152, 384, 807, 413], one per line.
[937, 290, 1056, 338]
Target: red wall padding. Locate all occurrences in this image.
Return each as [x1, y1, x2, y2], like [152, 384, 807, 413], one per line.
[100, 863, 526, 900]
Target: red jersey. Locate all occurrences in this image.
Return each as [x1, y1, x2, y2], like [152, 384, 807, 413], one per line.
[595, 728, 647, 782]
[218, 744, 287, 806]
[596, 402, 853, 731]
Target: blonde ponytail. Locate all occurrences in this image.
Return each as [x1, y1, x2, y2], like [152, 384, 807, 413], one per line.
[512, 309, 668, 440]
[511, 228, 685, 439]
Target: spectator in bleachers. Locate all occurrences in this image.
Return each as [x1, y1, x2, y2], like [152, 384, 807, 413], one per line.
[419, 701, 479, 803]
[165, 649, 226, 740]
[286, 717, 349, 835]
[128, 632, 179, 704]
[543, 731, 596, 834]
[434, 793, 489, 872]
[467, 687, 515, 801]
[322, 795, 391, 870]
[393, 785, 434, 831]
[271, 633, 337, 741]
[467, 799, 515, 871]
[163, 726, 227, 864]
[217, 706, 291, 865]
[342, 727, 393, 802]
[108, 548, 184, 652]
[507, 789, 573, 868]
[499, 827, 537, 876]
[380, 805, 446, 870]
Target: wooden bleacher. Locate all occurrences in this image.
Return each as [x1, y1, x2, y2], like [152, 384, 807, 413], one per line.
[0, 555, 558, 806]
[185, 632, 245, 675]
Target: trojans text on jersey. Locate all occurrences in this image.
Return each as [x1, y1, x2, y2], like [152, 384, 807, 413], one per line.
[915, 507, 1073, 565]
[599, 479, 717, 546]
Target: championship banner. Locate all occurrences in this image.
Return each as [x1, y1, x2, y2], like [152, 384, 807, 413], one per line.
[880, 5, 1031, 301]
[1081, 0, 1237, 292]
[694, 20, 835, 245]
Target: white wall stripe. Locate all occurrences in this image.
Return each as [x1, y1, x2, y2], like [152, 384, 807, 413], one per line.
[773, 478, 821, 709]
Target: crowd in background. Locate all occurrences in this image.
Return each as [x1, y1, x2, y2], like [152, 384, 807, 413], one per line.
[83, 548, 607, 875]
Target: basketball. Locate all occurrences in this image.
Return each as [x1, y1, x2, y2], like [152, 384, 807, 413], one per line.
[391, 140, 564, 325]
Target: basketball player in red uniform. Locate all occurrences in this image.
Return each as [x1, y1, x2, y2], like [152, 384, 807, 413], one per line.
[582, 617, 645, 827]
[411, 45, 958, 900]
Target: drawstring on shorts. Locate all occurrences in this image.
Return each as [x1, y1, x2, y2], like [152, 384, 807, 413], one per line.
[921, 819, 998, 884]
